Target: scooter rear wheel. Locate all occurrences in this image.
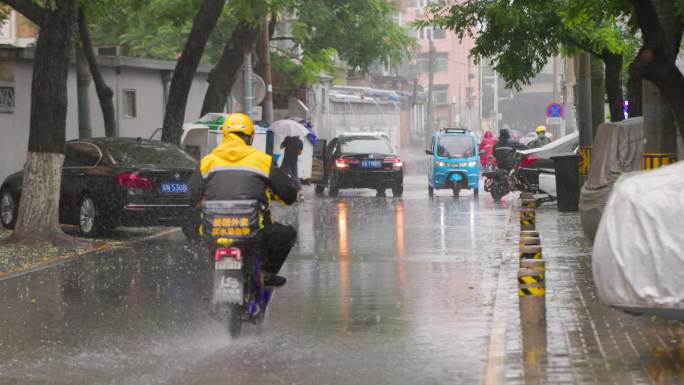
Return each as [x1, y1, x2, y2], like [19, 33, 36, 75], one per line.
[490, 183, 508, 202]
[225, 304, 242, 338]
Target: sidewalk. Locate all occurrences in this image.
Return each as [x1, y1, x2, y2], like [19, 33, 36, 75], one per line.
[502, 206, 684, 385]
[0, 226, 175, 278]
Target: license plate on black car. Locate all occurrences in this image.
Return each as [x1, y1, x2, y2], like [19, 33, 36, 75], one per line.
[361, 160, 382, 169]
[160, 182, 188, 193]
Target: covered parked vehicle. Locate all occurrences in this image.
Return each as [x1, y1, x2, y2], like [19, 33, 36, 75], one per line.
[0, 137, 198, 238]
[579, 118, 644, 241]
[593, 161, 684, 321]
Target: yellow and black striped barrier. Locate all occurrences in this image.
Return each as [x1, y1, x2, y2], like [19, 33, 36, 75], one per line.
[518, 272, 545, 286]
[643, 153, 677, 170]
[518, 267, 546, 324]
[522, 199, 537, 209]
[518, 286, 545, 297]
[520, 209, 536, 231]
[579, 145, 591, 176]
[520, 245, 542, 260]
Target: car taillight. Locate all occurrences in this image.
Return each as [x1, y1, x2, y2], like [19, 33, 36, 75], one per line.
[384, 157, 403, 168]
[335, 158, 359, 168]
[214, 247, 242, 262]
[519, 155, 540, 169]
[117, 172, 153, 189]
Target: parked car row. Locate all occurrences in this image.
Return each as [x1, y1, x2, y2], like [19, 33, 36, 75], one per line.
[1, 137, 198, 238]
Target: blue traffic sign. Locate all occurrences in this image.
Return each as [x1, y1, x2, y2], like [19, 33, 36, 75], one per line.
[546, 103, 563, 118]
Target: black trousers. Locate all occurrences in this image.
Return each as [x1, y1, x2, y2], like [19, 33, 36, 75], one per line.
[260, 222, 297, 274]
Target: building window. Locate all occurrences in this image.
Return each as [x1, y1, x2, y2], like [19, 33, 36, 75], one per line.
[417, 26, 447, 40]
[415, 0, 435, 8]
[433, 85, 449, 106]
[417, 52, 448, 74]
[123, 89, 137, 118]
[0, 82, 15, 113]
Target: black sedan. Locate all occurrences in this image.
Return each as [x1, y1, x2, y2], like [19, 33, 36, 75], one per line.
[315, 133, 404, 197]
[1, 137, 198, 238]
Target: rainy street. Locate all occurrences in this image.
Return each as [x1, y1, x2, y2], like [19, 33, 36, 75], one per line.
[3, 0, 684, 383]
[2, 171, 683, 385]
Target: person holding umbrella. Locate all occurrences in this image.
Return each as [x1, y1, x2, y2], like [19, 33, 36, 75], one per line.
[270, 119, 311, 198]
[280, 136, 303, 191]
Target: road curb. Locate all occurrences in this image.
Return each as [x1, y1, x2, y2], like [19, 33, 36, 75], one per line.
[483, 205, 518, 385]
[0, 227, 180, 282]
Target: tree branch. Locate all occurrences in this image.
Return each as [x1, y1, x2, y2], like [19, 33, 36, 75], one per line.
[78, 7, 117, 137]
[1, 0, 45, 25]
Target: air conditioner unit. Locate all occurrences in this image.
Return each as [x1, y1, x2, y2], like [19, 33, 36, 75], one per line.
[96, 46, 122, 56]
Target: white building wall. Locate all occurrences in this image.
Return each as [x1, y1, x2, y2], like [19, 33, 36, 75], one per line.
[0, 56, 210, 184]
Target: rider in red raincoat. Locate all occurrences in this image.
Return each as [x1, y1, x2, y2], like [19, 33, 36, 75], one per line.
[479, 130, 497, 171]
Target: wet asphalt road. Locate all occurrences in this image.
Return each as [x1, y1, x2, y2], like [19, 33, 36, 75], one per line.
[0, 174, 516, 385]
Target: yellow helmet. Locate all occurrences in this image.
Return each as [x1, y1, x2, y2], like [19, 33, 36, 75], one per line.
[222, 113, 254, 137]
[535, 125, 547, 133]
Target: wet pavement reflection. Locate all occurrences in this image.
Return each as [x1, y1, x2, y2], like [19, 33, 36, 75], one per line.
[0, 175, 511, 385]
[1, 174, 683, 384]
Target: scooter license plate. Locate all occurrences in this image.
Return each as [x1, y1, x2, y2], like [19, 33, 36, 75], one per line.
[215, 275, 243, 304]
[215, 258, 242, 270]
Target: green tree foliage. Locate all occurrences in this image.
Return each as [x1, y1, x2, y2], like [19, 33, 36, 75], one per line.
[88, 0, 416, 80]
[422, 0, 631, 90]
[89, 0, 234, 63]
[420, 0, 640, 121]
[286, 0, 417, 73]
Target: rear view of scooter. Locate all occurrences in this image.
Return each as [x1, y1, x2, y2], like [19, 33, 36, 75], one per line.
[482, 147, 514, 201]
[202, 200, 274, 338]
[483, 147, 556, 205]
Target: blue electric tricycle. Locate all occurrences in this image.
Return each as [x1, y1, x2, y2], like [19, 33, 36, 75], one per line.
[425, 128, 480, 197]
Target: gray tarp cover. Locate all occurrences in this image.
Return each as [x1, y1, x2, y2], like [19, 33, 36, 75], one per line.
[593, 160, 684, 320]
[579, 118, 644, 240]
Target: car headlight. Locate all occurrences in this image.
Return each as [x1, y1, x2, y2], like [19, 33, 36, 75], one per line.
[468, 161, 477, 167]
[436, 161, 447, 167]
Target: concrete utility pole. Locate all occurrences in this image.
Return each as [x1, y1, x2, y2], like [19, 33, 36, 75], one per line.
[493, 67, 499, 134]
[575, 53, 593, 182]
[260, 13, 274, 154]
[242, 51, 254, 119]
[590, 58, 605, 139]
[551, 56, 560, 139]
[76, 46, 92, 139]
[425, 36, 435, 144]
[552, 56, 559, 103]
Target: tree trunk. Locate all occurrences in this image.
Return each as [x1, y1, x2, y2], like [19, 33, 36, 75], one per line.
[590, 58, 605, 137]
[627, 58, 643, 117]
[201, 22, 260, 116]
[7, 0, 78, 245]
[76, 44, 92, 138]
[9, 153, 66, 244]
[601, 51, 624, 122]
[162, 0, 226, 144]
[629, 0, 684, 140]
[78, 8, 117, 137]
